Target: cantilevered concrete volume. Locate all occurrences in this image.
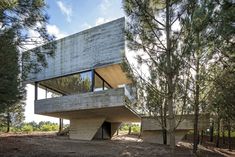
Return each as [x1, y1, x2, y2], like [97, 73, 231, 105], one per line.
[25, 17, 210, 143]
[25, 17, 140, 140]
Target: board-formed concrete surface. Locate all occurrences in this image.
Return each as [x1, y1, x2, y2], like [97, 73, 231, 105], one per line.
[141, 115, 210, 131]
[70, 118, 105, 140]
[141, 115, 210, 144]
[26, 17, 140, 141]
[27, 17, 125, 83]
[35, 88, 125, 114]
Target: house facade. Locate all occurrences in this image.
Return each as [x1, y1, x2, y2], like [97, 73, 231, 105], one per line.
[27, 18, 140, 140]
[26, 17, 210, 143]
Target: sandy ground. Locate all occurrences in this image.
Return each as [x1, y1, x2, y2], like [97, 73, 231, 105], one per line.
[0, 132, 233, 157]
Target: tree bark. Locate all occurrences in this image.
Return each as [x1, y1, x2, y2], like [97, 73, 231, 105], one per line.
[228, 119, 231, 151]
[163, 104, 167, 145]
[222, 120, 225, 145]
[216, 117, 220, 148]
[166, 0, 175, 149]
[193, 32, 200, 154]
[200, 130, 204, 145]
[6, 112, 10, 133]
[59, 118, 63, 133]
[210, 120, 214, 142]
[128, 125, 131, 135]
[162, 97, 167, 145]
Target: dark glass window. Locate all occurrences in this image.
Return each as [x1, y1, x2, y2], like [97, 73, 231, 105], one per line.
[104, 82, 110, 90]
[39, 71, 92, 95]
[93, 72, 112, 92]
[94, 73, 103, 92]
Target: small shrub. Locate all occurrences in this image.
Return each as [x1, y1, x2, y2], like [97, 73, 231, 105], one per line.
[21, 124, 33, 133]
[41, 124, 52, 131]
[132, 125, 140, 133]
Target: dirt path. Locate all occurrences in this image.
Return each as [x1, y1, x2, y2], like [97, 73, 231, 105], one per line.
[0, 133, 230, 157]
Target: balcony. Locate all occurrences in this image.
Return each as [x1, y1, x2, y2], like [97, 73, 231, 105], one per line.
[35, 87, 140, 122]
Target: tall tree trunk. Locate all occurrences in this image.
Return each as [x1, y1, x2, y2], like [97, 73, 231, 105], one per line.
[210, 120, 214, 142]
[200, 130, 204, 145]
[222, 120, 225, 145]
[228, 119, 231, 151]
[166, 0, 175, 149]
[193, 32, 200, 154]
[59, 118, 63, 133]
[161, 97, 167, 145]
[216, 117, 220, 147]
[163, 101, 167, 145]
[6, 112, 10, 133]
[128, 125, 131, 135]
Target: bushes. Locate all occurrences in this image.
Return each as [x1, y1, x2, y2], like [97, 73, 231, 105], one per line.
[0, 121, 61, 133]
[0, 121, 68, 133]
[132, 125, 140, 133]
[119, 123, 141, 134]
[21, 124, 33, 133]
[41, 124, 59, 131]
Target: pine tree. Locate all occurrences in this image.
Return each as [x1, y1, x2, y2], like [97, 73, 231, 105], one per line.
[0, 29, 23, 113]
[0, 0, 55, 127]
[123, 0, 192, 149]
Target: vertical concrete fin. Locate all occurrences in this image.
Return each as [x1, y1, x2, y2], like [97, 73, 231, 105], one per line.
[111, 122, 122, 137]
[70, 117, 105, 140]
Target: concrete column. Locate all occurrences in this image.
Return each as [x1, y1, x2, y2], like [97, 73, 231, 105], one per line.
[70, 117, 105, 140]
[111, 122, 121, 137]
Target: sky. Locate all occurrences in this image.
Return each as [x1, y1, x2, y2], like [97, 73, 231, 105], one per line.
[24, 0, 125, 123]
[45, 0, 124, 38]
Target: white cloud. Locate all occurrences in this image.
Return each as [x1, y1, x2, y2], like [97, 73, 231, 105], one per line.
[57, 1, 72, 23]
[95, 17, 112, 26]
[99, 0, 111, 14]
[81, 22, 92, 30]
[46, 24, 67, 39]
[22, 24, 66, 50]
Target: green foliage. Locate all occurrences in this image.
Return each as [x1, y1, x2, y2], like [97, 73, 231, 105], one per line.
[21, 124, 33, 133]
[0, 0, 55, 115]
[132, 125, 140, 133]
[208, 67, 235, 120]
[0, 121, 62, 133]
[0, 30, 23, 113]
[120, 123, 140, 133]
[120, 124, 129, 131]
[41, 124, 59, 131]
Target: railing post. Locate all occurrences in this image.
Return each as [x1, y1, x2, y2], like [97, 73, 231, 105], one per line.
[91, 70, 95, 92]
[35, 82, 38, 100]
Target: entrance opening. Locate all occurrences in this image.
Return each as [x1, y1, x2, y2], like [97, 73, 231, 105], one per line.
[93, 121, 111, 140]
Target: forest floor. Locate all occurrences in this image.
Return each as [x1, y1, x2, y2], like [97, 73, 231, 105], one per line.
[0, 132, 234, 157]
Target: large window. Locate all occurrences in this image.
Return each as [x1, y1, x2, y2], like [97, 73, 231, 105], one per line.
[94, 72, 111, 91]
[36, 70, 112, 100]
[39, 71, 92, 95]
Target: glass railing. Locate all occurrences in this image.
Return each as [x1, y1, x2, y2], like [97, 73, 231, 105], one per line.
[124, 84, 136, 103]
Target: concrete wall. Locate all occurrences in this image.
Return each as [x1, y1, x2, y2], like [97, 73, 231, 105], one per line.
[141, 115, 210, 144]
[141, 115, 210, 131]
[141, 130, 188, 144]
[35, 88, 125, 114]
[70, 118, 105, 140]
[27, 18, 125, 82]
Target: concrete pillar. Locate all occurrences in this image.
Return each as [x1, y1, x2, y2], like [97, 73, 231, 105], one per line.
[70, 117, 105, 140]
[111, 122, 121, 137]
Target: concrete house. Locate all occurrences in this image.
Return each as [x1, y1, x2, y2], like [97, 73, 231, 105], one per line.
[26, 17, 210, 143]
[26, 18, 140, 140]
